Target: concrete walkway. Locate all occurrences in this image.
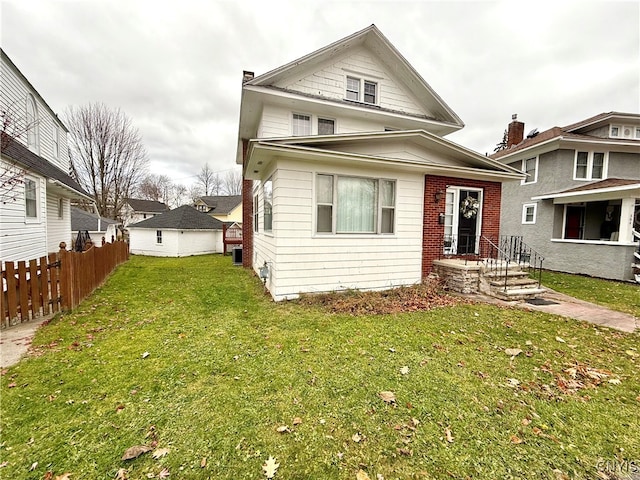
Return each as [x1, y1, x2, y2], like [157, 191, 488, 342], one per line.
[1, 289, 637, 368]
[0, 315, 52, 368]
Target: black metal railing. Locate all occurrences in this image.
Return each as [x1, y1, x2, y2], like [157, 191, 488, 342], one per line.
[438, 234, 544, 288]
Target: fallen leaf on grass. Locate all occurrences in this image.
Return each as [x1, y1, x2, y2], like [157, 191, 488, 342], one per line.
[0, 461, 7, 468]
[444, 427, 454, 443]
[510, 435, 524, 444]
[356, 470, 371, 480]
[555, 337, 565, 343]
[200, 458, 207, 468]
[115, 468, 128, 480]
[122, 445, 152, 461]
[158, 468, 170, 479]
[43, 472, 53, 480]
[30, 462, 38, 471]
[55, 474, 72, 480]
[141, 352, 150, 359]
[152, 448, 169, 459]
[378, 391, 396, 404]
[505, 348, 522, 357]
[608, 378, 621, 385]
[352, 432, 362, 443]
[276, 425, 289, 433]
[399, 366, 409, 375]
[262, 456, 279, 479]
[397, 447, 412, 456]
[292, 417, 303, 426]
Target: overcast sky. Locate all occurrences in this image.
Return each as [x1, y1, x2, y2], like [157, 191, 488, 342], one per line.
[2, 0, 638, 188]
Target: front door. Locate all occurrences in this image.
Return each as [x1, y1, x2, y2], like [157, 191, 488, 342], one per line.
[443, 187, 482, 255]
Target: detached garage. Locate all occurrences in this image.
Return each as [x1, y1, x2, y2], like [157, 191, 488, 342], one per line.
[129, 205, 224, 257]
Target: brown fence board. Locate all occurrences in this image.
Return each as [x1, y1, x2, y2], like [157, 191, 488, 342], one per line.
[29, 259, 41, 319]
[41, 255, 51, 315]
[17, 261, 29, 322]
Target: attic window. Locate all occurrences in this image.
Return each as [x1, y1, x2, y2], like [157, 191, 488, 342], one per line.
[345, 76, 377, 105]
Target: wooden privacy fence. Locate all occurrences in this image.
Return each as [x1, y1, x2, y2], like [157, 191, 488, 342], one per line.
[1, 241, 129, 329]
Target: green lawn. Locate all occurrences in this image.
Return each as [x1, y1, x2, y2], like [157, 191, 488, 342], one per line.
[1, 255, 638, 480]
[541, 270, 640, 318]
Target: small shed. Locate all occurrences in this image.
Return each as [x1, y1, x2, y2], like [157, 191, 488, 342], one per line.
[128, 205, 224, 257]
[71, 207, 121, 247]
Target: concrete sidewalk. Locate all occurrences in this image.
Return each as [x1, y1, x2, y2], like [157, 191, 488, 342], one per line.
[0, 315, 52, 368]
[515, 289, 638, 333]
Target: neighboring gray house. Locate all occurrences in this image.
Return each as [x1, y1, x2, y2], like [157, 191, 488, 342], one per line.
[128, 205, 224, 257]
[492, 112, 640, 282]
[70, 207, 120, 247]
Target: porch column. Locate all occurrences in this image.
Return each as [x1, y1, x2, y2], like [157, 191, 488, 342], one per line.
[619, 197, 635, 242]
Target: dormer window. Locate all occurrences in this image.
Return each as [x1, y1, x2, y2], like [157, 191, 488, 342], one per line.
[610, 124, 638, 139]
[610, 126, 619, 137]
[345, 76, 377, 105]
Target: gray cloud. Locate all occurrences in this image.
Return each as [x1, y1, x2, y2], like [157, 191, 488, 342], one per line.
[2, 0, 638, 183]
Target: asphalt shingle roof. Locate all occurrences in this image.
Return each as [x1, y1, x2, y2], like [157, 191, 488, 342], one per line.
[552, 178, 640, 195]
[1, 136, 90, 197]
[71, 207, 120, 232]
[124, 198, 169, 213]
[128, 205, 224, 230]
[196, 195, 242, 214]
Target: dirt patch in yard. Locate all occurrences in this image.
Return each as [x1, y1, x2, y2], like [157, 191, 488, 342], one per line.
[296, 281, 472, 315]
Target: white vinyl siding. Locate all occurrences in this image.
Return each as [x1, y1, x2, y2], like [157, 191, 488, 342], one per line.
[129, 229, 223, 256]
[263, 177, 273, 232]
[251, 160, 423, 301]
[278, 45, 428, 117]
[46, 193, 70, 253]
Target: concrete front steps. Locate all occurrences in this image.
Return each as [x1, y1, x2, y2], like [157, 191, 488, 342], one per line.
[479, 263, 545, 300]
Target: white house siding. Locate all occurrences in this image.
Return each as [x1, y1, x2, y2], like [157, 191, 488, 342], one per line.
[46, 193, 70, 253]
[258, 103, 397, 139]
[0, 167, 47, 261]
[252, 159, 424, 300]
[129, 229, 222, 257]
[280, 46, 427, 118]
[1, 57, 69, 172]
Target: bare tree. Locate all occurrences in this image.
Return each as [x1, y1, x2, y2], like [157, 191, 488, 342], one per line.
[196, 163, 214, 196]
[66, 103, 148, 219]
[222, 168, 242, 195]
[138, 174, 171, 203]
[187, 183, 204, 204]
[171, 183, 188, 208]
[0, 98, 36, 203]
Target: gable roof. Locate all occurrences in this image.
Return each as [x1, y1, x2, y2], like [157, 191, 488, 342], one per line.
[71, 206, 119, 232]
[124, 198, 169, 213]
[196, 195, 242, 214]
[2, 136, 91, 200]
[128, 205, 224, 230]
[491, 112, 640, 161]
[247, 25, 463, 126]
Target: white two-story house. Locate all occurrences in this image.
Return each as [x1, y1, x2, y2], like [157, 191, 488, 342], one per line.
[237, 25, 523, 300]
[1, 49, 91, 261]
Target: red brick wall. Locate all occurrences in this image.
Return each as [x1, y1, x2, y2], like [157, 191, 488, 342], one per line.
[422, 175, 502, 278]
[241, 140, 253, 268]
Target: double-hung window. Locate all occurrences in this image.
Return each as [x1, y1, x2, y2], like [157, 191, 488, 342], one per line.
[345, 76, 377, 104]
[318, 118, 335, 135]
[292, 113, 311, 136]
[316, 174, 395, 234]
[521, 157, 538, 184]
[253, 194, 259, 232]
[25, 178, 37, 218]
[574, 151, 606, 180]
[156, 230, 162, 244]
[522, 203, 537, 224]
[263, 178, 273, 232]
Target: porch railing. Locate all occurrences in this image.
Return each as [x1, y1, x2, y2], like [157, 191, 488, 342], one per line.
[438, 234, 545, 288]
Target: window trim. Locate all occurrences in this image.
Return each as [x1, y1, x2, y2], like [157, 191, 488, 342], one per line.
[521, 156, 538, 185]
[573, 151, 608, 181]
[522, 203, 537, 224]
[26, 94, 40, 153]
[344, 75, 379, 105]
[263, 177, 273, 233]
[253, 194, 259, 233]
[314, 173, 396, 235]
[292, 112, 311, 136]
[24, 176, 39, 222]
[317, 117, 336, 135]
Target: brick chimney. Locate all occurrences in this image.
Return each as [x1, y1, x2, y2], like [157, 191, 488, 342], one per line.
[507, 114, 524, 147]
[242, 70, 254, 83]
